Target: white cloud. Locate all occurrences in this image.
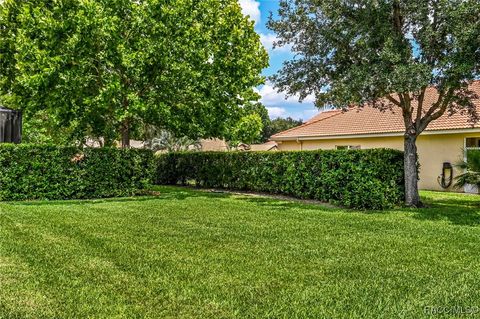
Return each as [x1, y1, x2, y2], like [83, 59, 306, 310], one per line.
[288, 108, 319, 121]
[239, 0, 261, 25]
[260, 33, 292, 53]
[266, 107, 287, 118]
[256, 82, 317, 120]
[257, 82, 315, 106]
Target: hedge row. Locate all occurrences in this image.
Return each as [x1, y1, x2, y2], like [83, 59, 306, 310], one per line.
[0, 145, 405, 208]
[0, 145, 155, 200]
[156, 149, 405, 209]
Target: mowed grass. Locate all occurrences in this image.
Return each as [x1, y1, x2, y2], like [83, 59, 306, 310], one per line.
[1, 187, 480, 318]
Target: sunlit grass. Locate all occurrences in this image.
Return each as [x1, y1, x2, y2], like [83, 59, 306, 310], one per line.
[1, 186, 479, 318]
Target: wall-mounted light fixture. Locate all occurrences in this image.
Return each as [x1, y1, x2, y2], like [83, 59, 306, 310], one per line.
[438, 162, 453, 189]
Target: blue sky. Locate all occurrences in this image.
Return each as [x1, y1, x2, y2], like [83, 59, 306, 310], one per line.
[239, 0, 318, 121]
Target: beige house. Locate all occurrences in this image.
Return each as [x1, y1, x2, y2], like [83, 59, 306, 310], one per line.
[238, 141, 278, 152]
[271, 81, 480, 192]
[200, 140, 278, 152]
[199, 138, 229, 152]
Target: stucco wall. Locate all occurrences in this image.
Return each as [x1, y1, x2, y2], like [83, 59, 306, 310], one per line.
[276, 133, 479, 191]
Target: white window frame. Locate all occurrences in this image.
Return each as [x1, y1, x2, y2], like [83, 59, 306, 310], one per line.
[463, 138, 480, 193]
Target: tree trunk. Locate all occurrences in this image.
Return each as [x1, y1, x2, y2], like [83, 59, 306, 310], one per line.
[121, 119, 130, 148]
[404, 135, 422, 207]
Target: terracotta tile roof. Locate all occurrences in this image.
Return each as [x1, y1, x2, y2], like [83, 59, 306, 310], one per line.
[272, 81, 480, 140]
[304, 109, 343, 124]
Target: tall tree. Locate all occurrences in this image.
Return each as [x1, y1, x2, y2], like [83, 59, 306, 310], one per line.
[268, 0, 480, 206]
[265, 117, 303, 140]
[228, 112, 263, 146]
[0, 0, 268, 147]
[243, 102, 271, 142]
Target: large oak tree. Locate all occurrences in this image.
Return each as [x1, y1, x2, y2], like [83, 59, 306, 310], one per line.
[268, 0, 480, 206]
[0, 0, 268, 147]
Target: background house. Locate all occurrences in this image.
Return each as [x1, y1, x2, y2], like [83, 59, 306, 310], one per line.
[199, 139, 229, 152]
[271, 82, 480, 192]
[238, 141, 278, 152]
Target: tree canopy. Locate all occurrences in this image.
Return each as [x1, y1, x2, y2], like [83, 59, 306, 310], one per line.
[240, 102, 304, 143]
[0, 0, 268, 147]
[269, 0, 480, 206]
[264, 117, 303, 140]
[269, 0, 480, 112]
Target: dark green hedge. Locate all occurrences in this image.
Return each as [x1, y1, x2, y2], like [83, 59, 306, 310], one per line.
[0, 145, 155, 201]
[156, 149, 405, 209]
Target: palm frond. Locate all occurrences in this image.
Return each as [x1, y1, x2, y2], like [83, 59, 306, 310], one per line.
[454, 150, 480, 188]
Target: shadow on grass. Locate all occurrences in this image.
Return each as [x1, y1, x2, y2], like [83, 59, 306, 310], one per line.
[231, 196, 339, 212]
[157, 185, 343, 213]
[5, 185, 480, 227]
[410, 193, 480, 226]
[165, 186, 480, 227]
[3, 186, 225, 207]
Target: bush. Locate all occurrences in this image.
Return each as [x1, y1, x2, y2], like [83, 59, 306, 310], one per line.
[454, 149, 480, 189]
[0, 144, 155, 200]
[156, 149, 405, 209]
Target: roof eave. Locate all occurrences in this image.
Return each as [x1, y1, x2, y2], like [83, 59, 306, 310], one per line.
[271, 127, 480, 141]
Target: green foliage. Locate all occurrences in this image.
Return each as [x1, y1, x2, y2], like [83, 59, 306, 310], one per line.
[156, 149, 405, 209]
[242, 102, 271, 143]
[269, 0, 480, 109]
[268, 0, 480, 207]
[455, 150, 480, 188]
[264, 117, 303, 139]
[0, 0, 268, 145]
[144, 129, 201, 152]
[229, 113, 263, 146]
[0, 144, 155, 200]
[21, 110, 76, 145]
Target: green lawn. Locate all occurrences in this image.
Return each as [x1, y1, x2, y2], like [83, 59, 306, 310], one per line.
[1, 187, 480, 318]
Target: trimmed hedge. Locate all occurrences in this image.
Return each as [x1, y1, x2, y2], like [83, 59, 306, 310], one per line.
[0, 144, 155, 201]
[156, 149, 405, 209]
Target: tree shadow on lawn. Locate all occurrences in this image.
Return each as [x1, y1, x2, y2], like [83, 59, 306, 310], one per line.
[133, 188, 480, 227]
[230, 195, 340, 212]
[166, 186, 341, 210]
[156, 186, 331, 211]
[3, 186, 225, 207]
[175, 187, 480, 227]
[6, 185, 480, 227]
[152, 186, 480, 227]
[409, 193, 480, 227]
[150, 185, 341, 214]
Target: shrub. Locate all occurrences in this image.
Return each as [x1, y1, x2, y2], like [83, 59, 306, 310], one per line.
[454, 149, 480, 189]
[0, 144, 155, 201]
[156, 149, 405, 210]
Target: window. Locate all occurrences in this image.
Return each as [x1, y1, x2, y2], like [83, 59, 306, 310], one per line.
[466, 138, 480, 148]
[336, 145, 361, 150]
[465, 138, 480, 161]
